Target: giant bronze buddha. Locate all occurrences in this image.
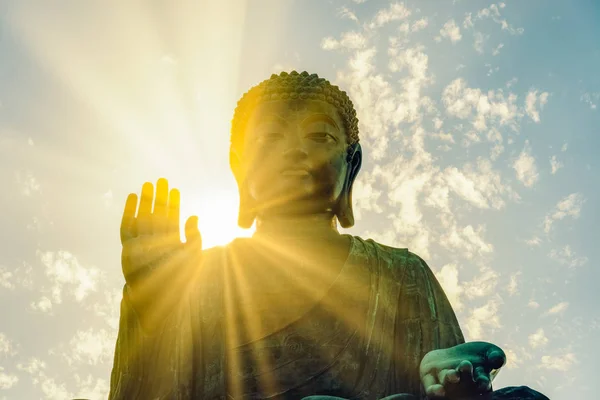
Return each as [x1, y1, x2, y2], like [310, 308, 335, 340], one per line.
[109, 71, 548, 400]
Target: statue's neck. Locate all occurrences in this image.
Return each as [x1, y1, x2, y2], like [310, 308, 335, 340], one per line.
[253, 212, 341, 243]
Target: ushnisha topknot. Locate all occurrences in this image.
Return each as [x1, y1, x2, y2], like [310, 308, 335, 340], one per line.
[230, 70, 360, 159]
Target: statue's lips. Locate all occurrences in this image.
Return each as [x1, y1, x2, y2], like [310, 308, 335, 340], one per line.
[280, 169, 311, 177]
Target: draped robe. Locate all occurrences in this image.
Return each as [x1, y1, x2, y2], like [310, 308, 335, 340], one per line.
[108, 235, 465, 399]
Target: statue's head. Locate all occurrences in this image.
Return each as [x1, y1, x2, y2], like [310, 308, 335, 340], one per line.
[229, 71, 362, 229]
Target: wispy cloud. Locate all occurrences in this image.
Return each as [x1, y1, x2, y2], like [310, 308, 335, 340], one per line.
[529, 328, 549, 348]
[543, 193, 585, 234]
[513, 140, 539, 187]
[549, 246, 588, 268]
[464, 297, 502, 340]
[542, 301, 569, 316]
[438, 19, 462, 43]
[540, 351, 577, 371]
[369, 2, 411, 29]
[525, 90, 550, 123]
[550, 155, 563, 174]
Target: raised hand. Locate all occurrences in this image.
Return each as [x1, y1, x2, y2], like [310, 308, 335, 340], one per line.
[419, 341, 506, 400]
[120, 177, 202, 332]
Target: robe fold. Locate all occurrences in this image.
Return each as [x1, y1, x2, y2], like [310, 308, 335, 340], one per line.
[109, 235, 464, 400]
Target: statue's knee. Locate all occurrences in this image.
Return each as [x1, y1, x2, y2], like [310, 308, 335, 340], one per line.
[492, 385, 549, 399]
[301, 397, 348, 400]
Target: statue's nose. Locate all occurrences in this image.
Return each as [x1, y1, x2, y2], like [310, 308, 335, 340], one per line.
[282, 136, 309, 162]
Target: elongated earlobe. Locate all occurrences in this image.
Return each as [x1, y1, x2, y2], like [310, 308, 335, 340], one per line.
[335, 143, 362, 229]
[237, 184, 256, 229]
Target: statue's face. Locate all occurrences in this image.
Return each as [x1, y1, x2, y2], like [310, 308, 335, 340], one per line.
[240, 99, 350, 216]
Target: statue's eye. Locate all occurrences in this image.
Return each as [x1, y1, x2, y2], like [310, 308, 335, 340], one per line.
[260, 132, 283, 142]
[306, 132, 334, 143]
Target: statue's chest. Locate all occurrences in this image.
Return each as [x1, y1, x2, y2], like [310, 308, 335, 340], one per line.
[228, 257, 347, 346]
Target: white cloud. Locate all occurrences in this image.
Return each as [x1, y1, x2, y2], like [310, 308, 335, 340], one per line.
[0, 267, 14, 290]
[529, 328, 549, 348]
[473, 32, 485, 53]
[439, 224, 494, 260]
[463, 12, 474, 28]
[468, 3, 524, 35]
[369, 2, 411, 29]
[17, 358, 109, 399]
[35, 250, 102, 308]
[540, 351, 577, 371]
[525, 90, 549, 122]
[321, 31, 367, 50]
[439, 19, 462, 43]
[580, 92, 599, 110]
[464, 297, 502, 340]
[513, 140, 538, 187]
[434, 263, 464, 312]
[528, 299, 540, 309]
[15, 170, 41, 196]
[441, 78, 520, 131]
[464, 266, 498, 299]
[63, 328, 115, 366]
[549, 245, 588, 268]
[506, 271, 520, 295]
[0, 333, 16, 357]
[337, 6, 359, 23]
[525, 236, 542, 247]
[352, 172, 383, 221]
[503, 347, 525, 369]
[543, 301, 569, 316]
[442, 158, 514, 210]
[492, 43, 504, 56]
[550, 155, 563, 174]
[30, 296, 53, 313]
[17, 358, 46, 375]
[90, 288, 122, 330]
[0, 368, 18, 389]
[411, 18, 428, 32]
[543, 193, 585, 233]
[72, 375, 109, 400]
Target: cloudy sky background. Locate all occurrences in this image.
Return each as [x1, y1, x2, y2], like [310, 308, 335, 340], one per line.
[0, 1, 598, 399]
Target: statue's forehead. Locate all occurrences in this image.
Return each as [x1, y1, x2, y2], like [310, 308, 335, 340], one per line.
[249, 99, 341, 122]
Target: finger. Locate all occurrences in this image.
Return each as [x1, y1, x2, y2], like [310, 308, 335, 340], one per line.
[153, 178, 169, 233]
[424, 383, 445, 399]
[421, 372, 439, 395]
[473, 365, 491, 392]
[457, 360, 474, 383]
[184, 216, 201, 249]
[137, 182, 154, 235]
[487, 349, 506, 370]
[120, 193, 138, 244]
[438, 368, 460, 386]
[167, 188, 180, 239]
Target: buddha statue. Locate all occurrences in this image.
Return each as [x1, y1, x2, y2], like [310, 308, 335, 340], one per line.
[109, 71, 548, 399]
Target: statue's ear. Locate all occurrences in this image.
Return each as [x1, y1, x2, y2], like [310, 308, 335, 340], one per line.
[347, 142, 362, 183]
[336, 143, 363, 229]
[229, 149, 243, 184]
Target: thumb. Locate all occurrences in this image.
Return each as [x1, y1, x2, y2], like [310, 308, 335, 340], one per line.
[184, 216, 202, 248]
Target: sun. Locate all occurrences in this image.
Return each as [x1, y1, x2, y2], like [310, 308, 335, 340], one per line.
[178, 184, 254, 250]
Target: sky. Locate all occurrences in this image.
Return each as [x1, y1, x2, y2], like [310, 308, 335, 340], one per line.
[0, 0, 598, 399]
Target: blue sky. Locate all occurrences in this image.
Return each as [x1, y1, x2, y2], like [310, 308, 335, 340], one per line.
[0, 1, 598, 399]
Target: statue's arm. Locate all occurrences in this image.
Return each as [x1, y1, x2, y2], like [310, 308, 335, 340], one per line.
[389, 251, 465, 398]
[108, 283, 189, 400]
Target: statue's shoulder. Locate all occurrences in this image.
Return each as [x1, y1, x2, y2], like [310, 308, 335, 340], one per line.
[357, 236, 429, 277]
